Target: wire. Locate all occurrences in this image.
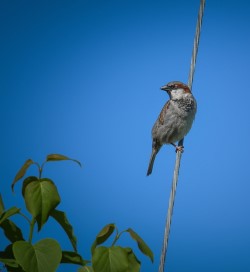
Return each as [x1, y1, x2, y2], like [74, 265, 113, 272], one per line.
[158, 1, 206, 271]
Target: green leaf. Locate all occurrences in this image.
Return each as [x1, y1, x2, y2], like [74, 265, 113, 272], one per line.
[0, 207, 20, 225]
[5, 265, 25, 272]
[61, 251, 88, 266]
[21, 176, 39, 197]
[11, 159, 36, 192]
[22, 178, 60, 230]
[78, 266, 94, 272]
[0, 245, 16, 267]
[125, 248, 141, 272]
[46, 154, 82, 167]
[0, 245, 25, 271]
[50, 209, 77, 252]
[126, 228, 154, 262]
[0, 219, 24, 242]
[0, 257, 19, 268]
[0, 194, 4, 215]
[91, 223, 116, 254]
[92, 246, 129, 272]
[13, 239, 62, 272]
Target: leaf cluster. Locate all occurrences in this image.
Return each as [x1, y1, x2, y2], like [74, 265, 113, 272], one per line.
[0, 154, 153, 272]
[86, 223, 153, 272]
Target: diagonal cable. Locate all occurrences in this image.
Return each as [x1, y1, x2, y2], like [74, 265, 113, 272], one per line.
[158, 1, 206, 272]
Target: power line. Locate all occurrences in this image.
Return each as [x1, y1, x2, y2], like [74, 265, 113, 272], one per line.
[158, 1, 206, 271]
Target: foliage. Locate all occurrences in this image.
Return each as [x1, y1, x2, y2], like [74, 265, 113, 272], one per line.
[0, 154, 153, 271]
[87, 223, 153, 272]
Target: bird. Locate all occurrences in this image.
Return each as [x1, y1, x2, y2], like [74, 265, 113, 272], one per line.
[147, 81, 197, 176]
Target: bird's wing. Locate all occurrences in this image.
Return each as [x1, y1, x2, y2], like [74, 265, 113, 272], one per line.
[158, 100, 170, 125]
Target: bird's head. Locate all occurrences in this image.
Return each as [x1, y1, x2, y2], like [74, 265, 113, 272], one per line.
[161, 81, 191, 100]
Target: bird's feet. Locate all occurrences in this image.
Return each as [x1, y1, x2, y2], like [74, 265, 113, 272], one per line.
[171, 143, 184, 153]
[175, 145, 184, 153]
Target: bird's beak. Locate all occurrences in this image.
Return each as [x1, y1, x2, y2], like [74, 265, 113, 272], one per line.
[160, 85, 171, 95]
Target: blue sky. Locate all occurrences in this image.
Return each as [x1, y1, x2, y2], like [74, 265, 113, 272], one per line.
[1, 0, 250, 271]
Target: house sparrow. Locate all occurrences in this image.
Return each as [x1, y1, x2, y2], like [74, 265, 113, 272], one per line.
[147, 81, 197, 176]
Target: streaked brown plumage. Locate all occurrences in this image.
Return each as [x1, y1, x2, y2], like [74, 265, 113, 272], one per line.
[147, 81, 197, 176]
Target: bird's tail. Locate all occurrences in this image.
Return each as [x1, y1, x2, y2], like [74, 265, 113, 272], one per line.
[146, 148, 158, 176]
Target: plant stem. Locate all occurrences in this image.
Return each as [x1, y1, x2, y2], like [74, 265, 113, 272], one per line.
[111, 230, 126, 246]
[111, 226, 119, 246]
[39, 161, 47, 178]
[18, 211, 31, 225]
[28, 217, 36, 243]
[33, 162, 41, 178]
